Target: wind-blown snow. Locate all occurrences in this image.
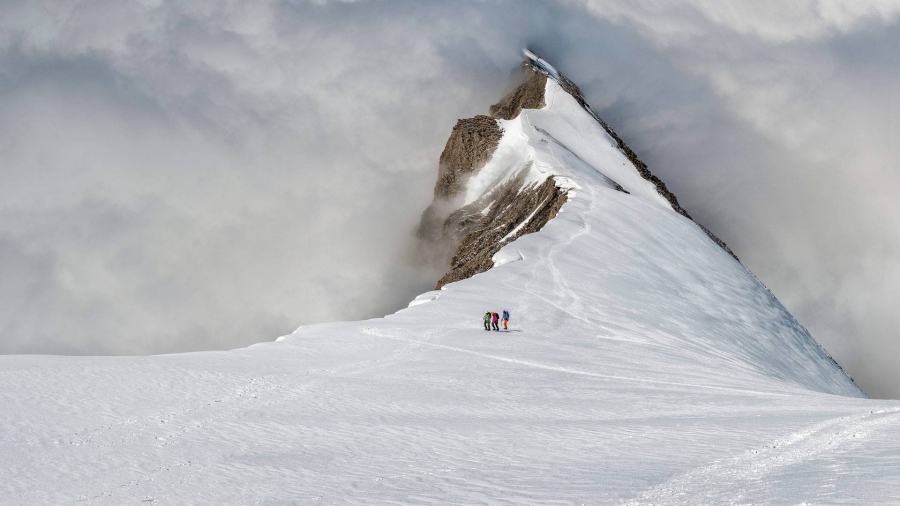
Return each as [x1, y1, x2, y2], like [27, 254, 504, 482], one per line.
[460, 116, 550, 207]
[3, 73, 899, 505]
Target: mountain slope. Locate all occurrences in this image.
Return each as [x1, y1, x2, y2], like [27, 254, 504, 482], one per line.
[2, 52, 899, 505]
[420, 50, 855, 396]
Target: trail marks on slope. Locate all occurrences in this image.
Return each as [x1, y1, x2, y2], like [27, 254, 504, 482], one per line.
[515, 161, 598, 328]
[624, 407, 900, 505]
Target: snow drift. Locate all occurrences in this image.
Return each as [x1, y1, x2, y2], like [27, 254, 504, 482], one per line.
[2, 51, 899, 505]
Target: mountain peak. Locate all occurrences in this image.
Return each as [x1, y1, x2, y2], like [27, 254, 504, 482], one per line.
[419, 51, 738, 291]
[524, 49, 739, 259]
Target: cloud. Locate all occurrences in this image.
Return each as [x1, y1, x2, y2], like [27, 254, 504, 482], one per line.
[1, 1, 898, 399]
[566, 0, 900, 398]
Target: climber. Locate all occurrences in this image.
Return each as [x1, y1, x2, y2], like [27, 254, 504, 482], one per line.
[484, 311, 492, 331]
[492, 312, 500, 331]
[502, 309, 510, 330]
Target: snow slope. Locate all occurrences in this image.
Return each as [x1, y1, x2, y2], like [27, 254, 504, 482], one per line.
[3, 59, 900, 505]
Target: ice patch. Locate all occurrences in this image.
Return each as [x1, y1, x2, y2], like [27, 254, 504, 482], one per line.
[524, 48, 562, 81]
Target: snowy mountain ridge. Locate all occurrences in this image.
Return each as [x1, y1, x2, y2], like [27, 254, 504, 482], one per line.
[419, 49, 859, 398]
[523, 49, 739, 260]
[420, 50, 740, 292]
[2, 51, 899, 504]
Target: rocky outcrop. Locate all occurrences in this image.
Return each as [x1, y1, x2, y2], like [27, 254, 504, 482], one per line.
[433, 115, 503, 200]
[489, 67, 547, 120]
[418, 115, 504, 245]
[436, 172, 568, 289]
[419, 64, 569, 289]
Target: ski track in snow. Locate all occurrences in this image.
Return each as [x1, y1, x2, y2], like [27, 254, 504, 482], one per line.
[624, 407, 900, 505]
[3, 67, 898, 505]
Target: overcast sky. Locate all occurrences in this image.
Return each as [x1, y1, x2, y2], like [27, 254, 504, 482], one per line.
[1, 1, 898, 397]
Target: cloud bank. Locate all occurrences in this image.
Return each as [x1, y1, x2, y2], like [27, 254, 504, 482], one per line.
[1, 1, 898, 397]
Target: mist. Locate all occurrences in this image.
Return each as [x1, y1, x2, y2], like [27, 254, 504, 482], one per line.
[1, 1, 898, 397]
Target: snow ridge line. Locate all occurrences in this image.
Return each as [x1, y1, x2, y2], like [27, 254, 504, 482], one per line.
[523, 48, 738, 261]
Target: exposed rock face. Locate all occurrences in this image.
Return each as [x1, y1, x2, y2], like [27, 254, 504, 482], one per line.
[436, 172, 568, 289]
[417, 115, 504, 245]
[489, 67, 547, 120]
[433, 115, 503, 199]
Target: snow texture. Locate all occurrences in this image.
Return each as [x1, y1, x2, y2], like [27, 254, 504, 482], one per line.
[2, 70, 899, 505]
